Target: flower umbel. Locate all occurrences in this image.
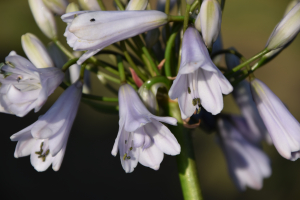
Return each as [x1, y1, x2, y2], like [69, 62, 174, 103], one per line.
[112, 84, 180, 173]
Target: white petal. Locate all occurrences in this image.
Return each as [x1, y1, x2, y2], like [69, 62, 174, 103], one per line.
[139, 144, 164, 170]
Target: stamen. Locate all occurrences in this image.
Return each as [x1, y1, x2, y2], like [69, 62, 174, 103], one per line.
[127, 156, 131, 159]
[129, 147, 133, 151]
[188, 87, 191, 94]
[5, 61, 15, 68]
[36, 142, 50, 162]
[192, 99, 198, 106]
[123, 153, 128, 160]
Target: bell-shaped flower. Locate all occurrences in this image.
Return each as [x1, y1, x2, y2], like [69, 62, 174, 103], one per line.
[78, 0, 101, 11]
[66, 2, 80, 13]
[217, 116, 271, 191]
[126, 0, 148, 10]
[266, 2, 300, 50]
[226, 50, 270, 144]
[0, 52, 64, 117]
[42, 0, 68, 15]
[29, 0, 57, 39]
[62, 10, 168, 64]
[156, 0, 176, 12]
[112, 84, 180, 173]
[251, 78, 300, 160]
[198, 0, 222, 48]
[21, 33, 55, 69]
[10, 80, 83, 171]
[169, 27, 232, 119]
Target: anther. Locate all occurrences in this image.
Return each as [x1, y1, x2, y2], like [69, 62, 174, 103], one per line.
[5, 61, 15, 68]
[192, 99, 197, 106]
[125, 140, 127, 144]
[188, 87, 191, 94]
[123, 153, 128, 160]
[129, 147, 133, 151]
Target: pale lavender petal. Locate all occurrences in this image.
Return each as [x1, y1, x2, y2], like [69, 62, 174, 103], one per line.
[139, 143, 164, 170]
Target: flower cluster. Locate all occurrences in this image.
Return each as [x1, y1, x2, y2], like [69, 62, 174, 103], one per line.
[2, 0, 300, 197]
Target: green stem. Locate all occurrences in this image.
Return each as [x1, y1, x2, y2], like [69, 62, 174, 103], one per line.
[221, 0, 226, 12]
[183, 4, 191, 33]
[211, 49, 245, 61]
[79, 64, 86, 82]
[144, 76, 171, 90]
[190, 1, 199, 12]
[224, 49, 270, 77]
[166, 102, 203, 200]
[133, 36, 160, 76]
[114, 0, 125, 10]
[165, 24, 182, 77]
[97, 0, 106, 10]
[53, 39, 75, 59]
[120, 41, 148, 82]
[117, 55, 126, 83]
[62, 58, 79, 72]
[165, 0, 171, 41]
[167, 15, 195, 23]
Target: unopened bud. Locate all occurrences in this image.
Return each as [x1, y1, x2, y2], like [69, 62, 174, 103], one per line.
[21, 33, 54, 68]
[266, 2, 300, 50]
[66, 2, 80, 13]
[42, 0, 68, 15]
[138, 85, 159, 114]
[285, 0, 300, 16]
[78, 0, 101, 11]
[126, 0, 148, 10]
[198, 0, 222, 48]
[29, 0, 57, 39]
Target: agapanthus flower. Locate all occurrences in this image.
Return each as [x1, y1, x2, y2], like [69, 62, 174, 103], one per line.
[217, 116, 271, 191]
[251, 78, 300, 160]
[10, 80, 83, 171]
[62, 10, 168, 64]
[0, 52, 64, 117]
[112, 84, 180, 173]
[169, 27, 232, 119]
[225, 49, 269, 144]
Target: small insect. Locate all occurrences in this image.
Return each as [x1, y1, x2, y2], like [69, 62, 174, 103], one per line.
[188, 87, 191, 94]
[90, 18, 95, 22]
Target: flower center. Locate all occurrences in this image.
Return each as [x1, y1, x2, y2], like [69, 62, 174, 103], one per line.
[35, 142, 50, 162]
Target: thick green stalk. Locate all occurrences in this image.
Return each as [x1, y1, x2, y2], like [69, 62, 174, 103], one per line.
[144, 76, 171, 90]
[183, 4, 191, 33]
[190, 1, 199, 12]
[82, 94, 118, 102]
[117, 55, 126, 83]
[97, 0, 106, 10]
[120, 41, 148, 81]
[224, 49, 270, 77]
[62, 58, 79, 72]
[52, 39, 75, 59]
[165, 0, 171, 41]
[166, 101, 203, 200]
[79, 64, 86, 81]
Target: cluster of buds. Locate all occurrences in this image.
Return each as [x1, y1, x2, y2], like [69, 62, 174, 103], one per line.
[2, 0, 300, 197]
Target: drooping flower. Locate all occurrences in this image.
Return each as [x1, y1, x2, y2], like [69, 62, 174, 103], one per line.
[266, 2, 300, 50]
[251, 78, 300, 160]
[29, 0, 57, 39]
[126, 0, 148, 10]
[62, 10, 168, 64]
[198, 0, 222, 48]
[225, 49, 270, 144]
[112, 84, 180, 173]
[78, 0, 101, 11]
[21, 33, 55, 69]
[42, 0, 68, 15]
[217, 116, 271, 191]
[169, 27, 232, 119]
[10, 80, 83, 171]
[0, 52, 64, 117]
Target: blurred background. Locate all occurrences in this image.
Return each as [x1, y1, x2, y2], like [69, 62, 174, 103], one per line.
[0, 0, 300, 199]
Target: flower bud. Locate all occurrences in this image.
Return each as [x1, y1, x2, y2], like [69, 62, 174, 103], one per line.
[138, 84, 159, 114]
[42, 0, 68, 15]
[198, 0, 222, 48]
[29, 0, 57, 39]
[21, 33, 55, 68]
[66, 2, 80, 13]
[266, 2, 300, 50]
[285, 0, 300, 16]
[126, 0, 148, 10]
[78, 0, 101, 11]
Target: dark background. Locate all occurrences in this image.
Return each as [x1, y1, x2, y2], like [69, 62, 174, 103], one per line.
[1, 0, 300, 200]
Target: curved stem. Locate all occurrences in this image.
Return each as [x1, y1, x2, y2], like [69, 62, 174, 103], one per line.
[62, 58, 79, 72]
[82, 94, 118, 102]
[183, 4, 191, 33]
[117, 55, 126, 83]
[97, 0, 106, 10]
[165, 24, 182, 77]
[144, 76, 171, 90]
[114, 0, 125, 10]
[166, 101, 203, 200]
